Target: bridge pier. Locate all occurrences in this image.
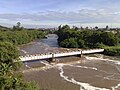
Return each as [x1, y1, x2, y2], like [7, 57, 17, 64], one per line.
[80, 51, 83, 57]
[80, 51, 83, 63]
[48, 54, 56, 63]
[52, 54, 56, 62]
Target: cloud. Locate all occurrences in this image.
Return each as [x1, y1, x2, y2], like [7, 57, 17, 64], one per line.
[0, 8, 120, 28]
[0, 8, 120, 23]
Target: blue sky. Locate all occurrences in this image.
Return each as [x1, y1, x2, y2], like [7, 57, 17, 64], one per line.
[0, 0, 120, 28]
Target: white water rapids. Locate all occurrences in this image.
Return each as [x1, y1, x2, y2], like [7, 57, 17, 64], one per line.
[24, 55, 120, 90]
[58, 57, 120, 90]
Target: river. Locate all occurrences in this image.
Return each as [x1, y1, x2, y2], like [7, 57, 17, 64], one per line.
[20, 34, 120, 90]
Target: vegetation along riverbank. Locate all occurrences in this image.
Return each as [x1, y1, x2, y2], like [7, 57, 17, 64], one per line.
[0, 22, 47, 90]
[56, 25, 120, 56]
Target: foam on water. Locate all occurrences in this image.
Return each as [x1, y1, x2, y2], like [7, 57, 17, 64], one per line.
[85, 56, 120, 65]
[72, 64, 120, 82]
[85, 56, 120, 90]
[40, 61, 54, 69]
[70, 65, 98, 71]
[58, 65, 109, 90]
[58, 56, 120, 90]
[85, 56, 120, 74]
[25, 64, 31, 69]
[24, 62, 31, 69]
[21, 49, 28, 54]
[112, 83, 120, 90]
[39, 56, 120, 90]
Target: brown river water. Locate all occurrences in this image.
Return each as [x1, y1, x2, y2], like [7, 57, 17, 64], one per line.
[20, 34, 120, 90]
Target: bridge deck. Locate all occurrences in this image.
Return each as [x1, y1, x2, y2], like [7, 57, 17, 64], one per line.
[19, 49, 104, 62]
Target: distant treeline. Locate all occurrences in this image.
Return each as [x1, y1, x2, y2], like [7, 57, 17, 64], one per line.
[57, 25, 120, 56]
[0, 22, 47, 45]
[0, 30, 46, 45]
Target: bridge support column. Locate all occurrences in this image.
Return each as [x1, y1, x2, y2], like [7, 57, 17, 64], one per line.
[80, 51, 83, 58]
[52, 54, 56, 62]
[48, 54, 56, 63]
[80, 51, 83, 63]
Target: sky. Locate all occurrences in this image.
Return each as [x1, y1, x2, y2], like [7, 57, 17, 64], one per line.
[0, 0, 120, 28]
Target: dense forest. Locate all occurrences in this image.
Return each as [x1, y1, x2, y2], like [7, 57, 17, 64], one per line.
[57, 25, 120, 56]
[0, 23, 47, 90]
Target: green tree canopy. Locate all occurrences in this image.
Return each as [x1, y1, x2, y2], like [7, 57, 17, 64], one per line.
[61, 25, 70, 30]
[0, 42, 39, 90]
[57, 25, 120, 48]
[13, 22, 23, 31]
[60, 38, 78, 48]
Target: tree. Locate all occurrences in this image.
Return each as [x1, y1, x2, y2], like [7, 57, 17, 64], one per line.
[57, 26, 120, 49]
[16, 22, 21, 28]
[58, 25, 62, 31]
[95, 26, 98, 30]
[60, 38, 78, 48]
[77, 39, 86, 48]
[80, 26, 84, 30]
[73, 26, 79, 30]
[100, 32, 119, 46]
[0, 42, 20, 67]
[0, 42, 39, 90]
[61, 25, 70, 30]
[13, 22, 23, 31]
[105, 25, 109, 30]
